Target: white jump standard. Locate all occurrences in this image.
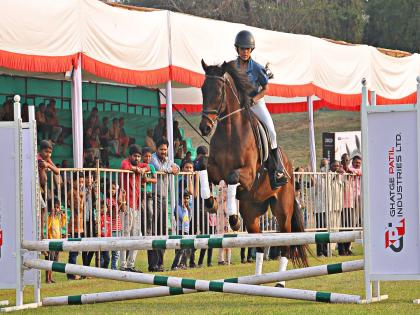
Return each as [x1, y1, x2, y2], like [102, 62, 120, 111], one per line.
[42, 260, 364, 306]
[24, 259, 361, 304]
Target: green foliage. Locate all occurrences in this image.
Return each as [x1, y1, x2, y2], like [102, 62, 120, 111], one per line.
[123, 0, 419, 53]
[364, 0, 419, 53]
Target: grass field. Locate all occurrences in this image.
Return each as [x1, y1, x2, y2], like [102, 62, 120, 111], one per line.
[1, 245, 420, 314]
[176, 109, 361, 168]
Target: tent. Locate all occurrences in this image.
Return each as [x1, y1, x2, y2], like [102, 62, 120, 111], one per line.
[1, 0, 419, 167]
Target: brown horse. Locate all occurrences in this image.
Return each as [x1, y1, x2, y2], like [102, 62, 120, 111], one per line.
[199, 60, 308, 267]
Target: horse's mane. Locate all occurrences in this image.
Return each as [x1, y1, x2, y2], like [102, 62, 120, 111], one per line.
[225, 61, 254, 104]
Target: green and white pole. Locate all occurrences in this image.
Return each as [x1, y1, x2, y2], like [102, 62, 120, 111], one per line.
[38, 260, 364, 306]
[22, 231, 361, 252]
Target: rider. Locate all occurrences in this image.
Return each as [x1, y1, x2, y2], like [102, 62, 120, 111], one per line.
[234, 30, 287, 188]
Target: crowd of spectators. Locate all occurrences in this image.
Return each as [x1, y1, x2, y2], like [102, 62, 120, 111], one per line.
[294, 153, 363, 257]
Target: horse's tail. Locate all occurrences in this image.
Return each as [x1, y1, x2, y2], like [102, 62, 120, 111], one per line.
[290, 199, 310, 268]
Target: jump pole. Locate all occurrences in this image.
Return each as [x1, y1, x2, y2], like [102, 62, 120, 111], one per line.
[24, 259, 361, 304]
[42, 260, 364, 306]
[22, 231, 361, 252]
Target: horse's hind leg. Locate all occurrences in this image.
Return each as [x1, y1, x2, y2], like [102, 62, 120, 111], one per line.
[271, 185, 309, 269]
[240, 200, 267, 274]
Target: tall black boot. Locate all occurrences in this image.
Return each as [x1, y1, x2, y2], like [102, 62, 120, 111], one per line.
[270, 148, 288, 188]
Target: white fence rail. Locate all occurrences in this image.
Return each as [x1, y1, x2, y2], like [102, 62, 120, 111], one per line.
[40, 170, 362, 240]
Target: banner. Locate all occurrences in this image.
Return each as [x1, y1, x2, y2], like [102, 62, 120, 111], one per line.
[367, 110, 420, 275]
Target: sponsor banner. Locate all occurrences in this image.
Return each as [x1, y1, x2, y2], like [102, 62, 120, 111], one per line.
[367, 111, 420, 275]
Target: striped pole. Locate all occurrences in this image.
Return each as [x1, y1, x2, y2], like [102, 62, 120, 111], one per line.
[22, 231, 361, 252]
[34, 259, 364, 306]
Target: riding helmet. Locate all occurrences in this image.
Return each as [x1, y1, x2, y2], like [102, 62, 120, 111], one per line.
[234, 30, 255, 49]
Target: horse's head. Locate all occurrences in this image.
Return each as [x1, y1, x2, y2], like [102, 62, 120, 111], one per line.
[199, 59, 228, 136]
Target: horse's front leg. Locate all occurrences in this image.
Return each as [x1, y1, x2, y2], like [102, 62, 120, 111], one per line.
[199, 161, 221, 214]
[225, 167, 254, 231]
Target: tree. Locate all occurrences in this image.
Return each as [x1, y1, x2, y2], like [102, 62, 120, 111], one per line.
[364, 0, 419, 53]
[122, 0, 418, 53]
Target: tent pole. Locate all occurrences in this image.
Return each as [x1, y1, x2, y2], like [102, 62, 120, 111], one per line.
[71, 55, 83, 168]
[308, 96, 317, 171]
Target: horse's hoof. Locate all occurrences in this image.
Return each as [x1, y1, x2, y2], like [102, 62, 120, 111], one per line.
[205, 198, 218, 214]
[229, 215, 241, 231]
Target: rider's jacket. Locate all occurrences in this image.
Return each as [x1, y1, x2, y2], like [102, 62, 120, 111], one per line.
[236, 58, 269, 96]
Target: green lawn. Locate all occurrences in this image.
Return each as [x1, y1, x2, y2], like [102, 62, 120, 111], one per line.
[1, 245, 419, 314]
[176, 110, 361, 168]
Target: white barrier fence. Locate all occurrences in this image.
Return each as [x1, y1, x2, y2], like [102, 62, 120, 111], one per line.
[40, 169, 363, 240]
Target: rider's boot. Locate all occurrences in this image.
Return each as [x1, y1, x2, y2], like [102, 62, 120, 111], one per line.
[270, 147, 288, 189]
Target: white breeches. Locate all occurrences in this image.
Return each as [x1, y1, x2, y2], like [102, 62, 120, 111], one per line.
[251, 98, 278, 149]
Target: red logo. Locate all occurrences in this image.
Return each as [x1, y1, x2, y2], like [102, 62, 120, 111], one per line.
[385, 218, 405, 252]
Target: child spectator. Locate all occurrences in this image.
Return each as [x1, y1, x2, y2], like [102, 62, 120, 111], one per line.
[99, 117, 111, 166]
[100, 201, 111, 269]
[38, 140, 60, 239]
[45, 198, 65, 283]
[104, 181, 126, 270]
[171, 192, 192, 270]
[67, 172, 85, 280]
[142, 147, 157, 236]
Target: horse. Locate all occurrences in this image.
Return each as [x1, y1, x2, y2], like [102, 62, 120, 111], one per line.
[199, 60, 308, 267]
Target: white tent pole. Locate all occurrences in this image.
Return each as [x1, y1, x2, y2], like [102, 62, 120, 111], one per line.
[308, 96, 317, 171]
[71, 55, 83, 168]
[166, 81, 174, 161]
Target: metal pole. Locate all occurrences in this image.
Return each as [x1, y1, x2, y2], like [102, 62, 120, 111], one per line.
[307, 96, 317, 172]
[71, 55, 83, 168]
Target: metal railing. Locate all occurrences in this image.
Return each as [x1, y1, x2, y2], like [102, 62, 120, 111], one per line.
[39, 169, 362, 240]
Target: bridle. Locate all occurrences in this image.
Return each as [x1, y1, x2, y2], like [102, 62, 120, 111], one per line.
[201, 74, 243, 128]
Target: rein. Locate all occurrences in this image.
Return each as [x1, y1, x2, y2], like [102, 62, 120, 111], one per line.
[201, 74, 243, 126]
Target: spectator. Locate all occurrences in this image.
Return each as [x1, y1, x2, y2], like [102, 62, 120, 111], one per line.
[149, 139, 180, 272]
[315, 160, 328, 257]
[38, 140, 60, 239]
[35, 103, 48, 140]
[178, 160, 197, 207]
[217, 181, 232, 265]
[109, 118, 121, 156]
[193, 146, 208, 171]
[144, 128, 156, 152]
[61, 159, 69, 169]
[320, 158, 329, 172]
[338, 153, 353, 256]
[44, 198, 65, 283]
[45, 100, 68, 144]
[171, 192, 192, 270]
[328, 160, 343, 233]
[89, 127, 102, 161]
[189, 145, 209, 268]
[21, 103, 29, 122]
[173, 120, 187, 155]
[142, 148, 157, 234]
[181, 151, 192, 166]
[81, 172, 98, 270]
[86, 107, 99, 129]
[153, 117, 166, 144]
[0, 99, 14, 121]
[118, 117, 130, 156]
[109, 182, 126, 270]
[67, 172, 85, 280]
[120, 144, 149, 272]
[142, 147, 158, 272]
[99, 117, 111, 167]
